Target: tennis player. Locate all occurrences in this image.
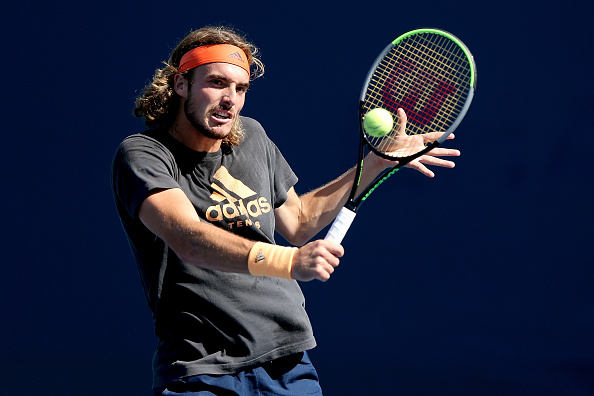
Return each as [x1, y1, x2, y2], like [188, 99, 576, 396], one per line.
[111, 25, 460, 395]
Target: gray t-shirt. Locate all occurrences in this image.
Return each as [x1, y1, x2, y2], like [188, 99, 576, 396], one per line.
[111, 117, 316, 388]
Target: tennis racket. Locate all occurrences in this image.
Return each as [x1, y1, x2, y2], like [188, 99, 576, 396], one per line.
[325, 28, 477, 243]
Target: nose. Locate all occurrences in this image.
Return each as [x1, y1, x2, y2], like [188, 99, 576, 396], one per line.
[222, 85, 238, 106]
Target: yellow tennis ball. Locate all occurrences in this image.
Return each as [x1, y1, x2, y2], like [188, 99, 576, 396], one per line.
[363, 108, 394, 137]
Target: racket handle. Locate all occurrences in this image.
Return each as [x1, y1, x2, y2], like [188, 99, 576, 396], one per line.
[324, 207, 357, 244]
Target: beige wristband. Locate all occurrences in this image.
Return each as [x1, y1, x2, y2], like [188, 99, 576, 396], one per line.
[247, 242, 297, 279]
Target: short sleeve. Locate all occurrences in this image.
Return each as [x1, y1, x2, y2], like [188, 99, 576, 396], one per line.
[111, 134, 181, 219]
[269, 141, 298, 209]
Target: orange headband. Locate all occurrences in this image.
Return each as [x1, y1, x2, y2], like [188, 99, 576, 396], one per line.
[178, 44, 250, 77]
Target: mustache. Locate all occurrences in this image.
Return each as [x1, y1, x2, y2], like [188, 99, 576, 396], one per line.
[209, 105, 234, 117]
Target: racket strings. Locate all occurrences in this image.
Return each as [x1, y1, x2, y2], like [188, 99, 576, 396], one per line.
[363, 32, 472, 157]
[401, 35, 470, 124]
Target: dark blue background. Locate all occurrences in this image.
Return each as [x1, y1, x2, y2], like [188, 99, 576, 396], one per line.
[2, 0, 593, 394]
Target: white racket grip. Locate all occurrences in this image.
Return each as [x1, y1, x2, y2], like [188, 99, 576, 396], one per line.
[324, 207, 357, 244]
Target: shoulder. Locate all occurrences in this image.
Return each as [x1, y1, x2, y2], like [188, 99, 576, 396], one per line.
[240, 116, 265, 133]
[112, 130, 180, 182]
[239, 116, 269, 144]
[239, 116, 275, 149]
[117, 129, 168, 151]
[115, 130, 174, 161]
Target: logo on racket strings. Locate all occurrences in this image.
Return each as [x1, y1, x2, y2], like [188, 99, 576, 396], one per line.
[381, 59, 457, 127]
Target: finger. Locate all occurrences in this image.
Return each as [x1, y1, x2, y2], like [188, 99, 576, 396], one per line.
[406, 160, 435, 178]
[416, 155, 457, 168]
[420, 131, 450, 142]
[426, 147, 461, 157]
[420, 131, 458, 144]
[396, 108, 407, 136]
[312, 259, 338, 282]
[320, 239, 344, 258]
[316, 269, 331, 282]
[319, 249, 341, 268]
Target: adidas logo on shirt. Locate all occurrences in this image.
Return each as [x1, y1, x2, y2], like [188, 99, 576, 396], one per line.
[205, 166, 271, 230]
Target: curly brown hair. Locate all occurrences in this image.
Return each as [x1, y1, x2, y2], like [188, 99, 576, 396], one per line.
[133, 26, 265, 147]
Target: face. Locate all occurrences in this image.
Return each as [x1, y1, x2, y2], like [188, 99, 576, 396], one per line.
[181, 62, 250, 141]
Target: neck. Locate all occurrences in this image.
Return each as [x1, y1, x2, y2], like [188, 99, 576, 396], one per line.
[168, 120, 222, 153]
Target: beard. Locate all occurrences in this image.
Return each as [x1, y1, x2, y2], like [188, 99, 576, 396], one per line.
[183, 88, 242, 142]
[184, 103, 226, 140]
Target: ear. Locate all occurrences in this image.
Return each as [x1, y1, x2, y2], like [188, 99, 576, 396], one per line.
[173, 74, 188, 99]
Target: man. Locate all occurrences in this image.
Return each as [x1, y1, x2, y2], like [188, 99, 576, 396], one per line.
[111, 26, 460, 395]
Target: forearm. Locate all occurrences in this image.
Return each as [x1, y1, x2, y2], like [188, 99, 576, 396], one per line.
[296, 168, 356, 238]
[139, 188, 255, 274]
[285, 153, 386, 244]
[170, 219, 255, 273]
[293, 139, 462, 242]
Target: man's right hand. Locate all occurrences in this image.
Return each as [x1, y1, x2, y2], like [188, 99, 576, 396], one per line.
[291, 240, 344, 282]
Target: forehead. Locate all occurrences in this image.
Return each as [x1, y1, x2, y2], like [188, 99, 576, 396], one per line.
[193, 62, 250, 84]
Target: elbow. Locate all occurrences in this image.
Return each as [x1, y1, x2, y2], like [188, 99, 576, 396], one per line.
[167, 237, 203, 265]
[168, 243, 193, 263]
[175, 248, 194, 264]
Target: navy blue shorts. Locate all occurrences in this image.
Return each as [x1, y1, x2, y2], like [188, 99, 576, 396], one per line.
[154, 351, 322, 395]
